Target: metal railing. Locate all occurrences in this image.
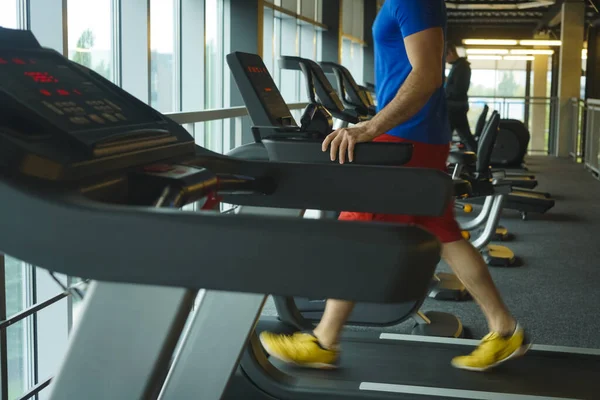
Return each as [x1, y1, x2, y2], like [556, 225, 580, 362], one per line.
[467, 96, 558, 154]
[0, 101, 308, 400]
[568, 98, 586, 161]
[584, 99, 600, 176]
[166, 102, 308, 153]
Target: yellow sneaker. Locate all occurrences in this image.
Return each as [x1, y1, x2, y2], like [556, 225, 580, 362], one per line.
[451, 324, 530, 372]
[259, 331, 339, 369]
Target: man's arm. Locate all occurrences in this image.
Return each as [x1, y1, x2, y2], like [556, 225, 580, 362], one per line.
[323, 27, 445, 163]
[367, 27, 445, 134]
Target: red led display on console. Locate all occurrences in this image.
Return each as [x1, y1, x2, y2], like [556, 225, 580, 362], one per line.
[40, 89, 52, 97]
[72, 89, 82, 95]
[0, 58, 8, 64]
[247, 66, 268, 74]
[56, 89, 70, 96]
[12, 58, 26, 65]
[24, 72, 59, 83]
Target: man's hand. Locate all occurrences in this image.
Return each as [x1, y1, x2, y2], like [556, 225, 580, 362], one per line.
[322, 123, 380, 164]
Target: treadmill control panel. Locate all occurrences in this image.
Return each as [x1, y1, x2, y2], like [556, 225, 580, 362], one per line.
[0, 51, 162, 133]
[227, 52, 295, 127]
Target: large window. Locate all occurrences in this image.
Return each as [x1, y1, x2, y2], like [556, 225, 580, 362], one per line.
[67, 0, 115, 81]
[150, 0, 178, 113]
[341, 0, 365, 84]
[465, 59, 529, 130]
[263, 0, 324, 117]
[0, 0, 18, 29]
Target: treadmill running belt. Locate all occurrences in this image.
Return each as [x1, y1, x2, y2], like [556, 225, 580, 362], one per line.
[270, 339, 599, 399]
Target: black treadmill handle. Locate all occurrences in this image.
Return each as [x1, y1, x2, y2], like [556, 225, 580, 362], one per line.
[194, 152, 453, 216]
[262, 138, 413, 166]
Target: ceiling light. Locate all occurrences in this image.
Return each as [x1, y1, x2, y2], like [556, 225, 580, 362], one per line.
[467, 55, 503, 60]
[463, 39, 518, 46]
[519, 40, 561, 46]
[510, 49, 554, 55]
[465, 49, 509, 55]
[504, 56, 535, 61]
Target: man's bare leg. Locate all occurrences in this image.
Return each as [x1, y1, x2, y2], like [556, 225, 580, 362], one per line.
[312, 300, 355, 347]
[442, 239, 516, 335]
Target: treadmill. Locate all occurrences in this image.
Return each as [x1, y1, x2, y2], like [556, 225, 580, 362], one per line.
[0, 27, 453, 400]
[226, 51, 466, 337]
[278, 56, 514, 270]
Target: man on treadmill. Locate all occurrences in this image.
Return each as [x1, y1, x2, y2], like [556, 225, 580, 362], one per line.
[445, 43, 477, 152]
[260, 0, 530, 372]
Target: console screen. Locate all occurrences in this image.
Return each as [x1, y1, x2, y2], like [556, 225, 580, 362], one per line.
[0, 52, 162, 133]
[238, 54, 294, 125]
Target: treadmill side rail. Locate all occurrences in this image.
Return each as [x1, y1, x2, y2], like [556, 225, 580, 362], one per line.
[48, 282, 194, 400]
[159, 291, 267, 400]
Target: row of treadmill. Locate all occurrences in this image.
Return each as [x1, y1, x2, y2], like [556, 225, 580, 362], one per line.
[0, 27, 597, 400]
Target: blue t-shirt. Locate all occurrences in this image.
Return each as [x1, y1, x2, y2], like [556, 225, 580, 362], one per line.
[372, 0, 450, 144]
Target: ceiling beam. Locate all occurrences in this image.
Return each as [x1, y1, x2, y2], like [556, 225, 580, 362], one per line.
[535, 0, 567, 31]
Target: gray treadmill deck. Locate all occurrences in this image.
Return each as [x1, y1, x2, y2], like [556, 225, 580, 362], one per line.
[267, 338, 599, 399]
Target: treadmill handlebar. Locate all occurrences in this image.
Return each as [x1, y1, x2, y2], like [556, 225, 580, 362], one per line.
[278, 56, 346, 115]
[319, 61, 371, 111]
[195, 154, 452, 216]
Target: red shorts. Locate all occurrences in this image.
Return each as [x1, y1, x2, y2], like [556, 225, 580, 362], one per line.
[338, 134, 462, 243]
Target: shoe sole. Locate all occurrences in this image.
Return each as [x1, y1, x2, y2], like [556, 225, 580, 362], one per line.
[259, 335, 338, 370]
[451, 342, 532, 372]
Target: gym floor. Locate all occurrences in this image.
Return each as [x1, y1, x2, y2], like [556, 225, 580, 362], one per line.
[261, 156, 600, 348]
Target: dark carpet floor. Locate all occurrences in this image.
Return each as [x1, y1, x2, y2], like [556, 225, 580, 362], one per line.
[262, 156, 600, 349]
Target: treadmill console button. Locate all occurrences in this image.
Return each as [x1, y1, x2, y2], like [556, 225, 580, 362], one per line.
[70, 116, 90, 125]
[102, 113, 119, 123]
[89, 114, 106, 124]
[42, 101, 64, 115]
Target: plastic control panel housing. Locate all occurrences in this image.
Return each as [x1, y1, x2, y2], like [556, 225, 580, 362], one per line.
[0, 28, 196, 179]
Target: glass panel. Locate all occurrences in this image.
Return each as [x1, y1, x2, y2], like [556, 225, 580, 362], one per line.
[299, 24, 316, 101]
[280, 0, 297, 13]
[352, 42, 364, 84]
[341, 38, 364, 85]
[352, 0, 364, 40]
[316, 0, 323, 23]
[273, 17, 282, 88]
[67, 0, 115, 81]
[263, 7, 275, 75]
[0, 0, 18, 29]
[300, 0, 315, 20]
[5, 257, 31, 400]
[150, 0, 177, 112]
[205, 0, 224, 153]
[279, 18, 299, 104]
[342, 0, 353, 36]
